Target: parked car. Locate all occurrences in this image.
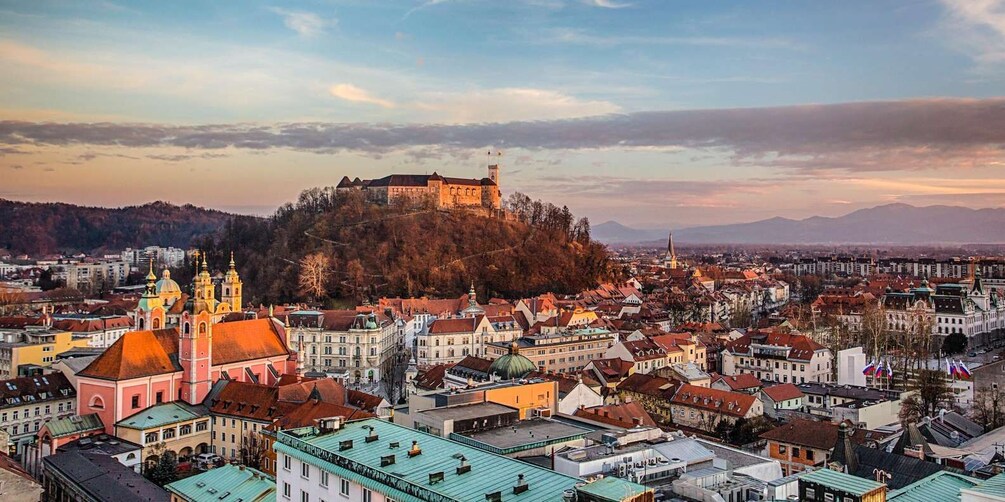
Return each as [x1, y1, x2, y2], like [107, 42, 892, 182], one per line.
[194, 453, 222, 470]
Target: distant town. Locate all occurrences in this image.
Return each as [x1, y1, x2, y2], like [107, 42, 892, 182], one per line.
[2, 188, 1005, 502]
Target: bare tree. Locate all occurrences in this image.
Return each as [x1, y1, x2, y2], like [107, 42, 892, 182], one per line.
[0, 286, 26, 315]
[298, 252, 332, 301]
[241, 430, 269, 469]
[973, 386, 1005, 431]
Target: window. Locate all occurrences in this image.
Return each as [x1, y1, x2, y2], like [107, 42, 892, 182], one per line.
[156, 391, 164, 404]
[824, 494, 834, 502]
[283, 454, 291, 471]
[778, 445, 786, 455]
[283, 482, 291, 498]
[302, 462, 310, 479]
[792, 447, 800, 458]
[301, 491, 309, 502]
[805, 488, 815, 498]
[196, 421, 208, 432]
[163, 428, 176, 439]
[321, 471, 329, 487]
[806, 449, 814, 461]
[362, 489, 372, 502]
[131, 395, 140, 409]
[340, 479, 350, 496]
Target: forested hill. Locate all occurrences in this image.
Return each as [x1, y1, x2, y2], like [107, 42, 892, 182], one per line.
[0, 199, 236, 255]
[194, 187, 616, 305]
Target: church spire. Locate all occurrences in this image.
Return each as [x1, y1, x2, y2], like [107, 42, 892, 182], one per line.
[666, 232, 678, 269]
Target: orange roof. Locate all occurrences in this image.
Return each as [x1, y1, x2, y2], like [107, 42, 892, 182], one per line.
[762, 383, 804, 402]
[267, 399, 374, 431]
[278, 378, 346, 404]
[78, 318, 290, 381]
[574, 402, 657, 428]
[209, 381, 281, 421]
[428, 317, 478, 334]
[712, 373, 763, 391]
[671, 383, 757, 417]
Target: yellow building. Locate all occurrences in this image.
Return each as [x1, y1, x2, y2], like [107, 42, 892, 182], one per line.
[0, 328, 90, 378]
[114, 401, 211, 471]
[483, 380, 558, 419]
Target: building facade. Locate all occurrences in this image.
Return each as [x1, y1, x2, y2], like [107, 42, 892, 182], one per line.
[336, 164, 502, 211]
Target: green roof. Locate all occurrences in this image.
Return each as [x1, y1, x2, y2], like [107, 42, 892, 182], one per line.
[888, 471, 979, 502]
[575, 476, 649, 502]
[166, 464, 276, 502]
[963, 472, 1005, 499]
[275, 418, 645, 502]
[801, 468, 885, 496]
[116, 402, 208, 430]
[45, 413, 104, 438]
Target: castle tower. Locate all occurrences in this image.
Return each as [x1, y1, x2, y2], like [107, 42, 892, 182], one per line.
[221, 252, 243, 312]
[136, 260, 166, 330]
[488, 151, 500, 185]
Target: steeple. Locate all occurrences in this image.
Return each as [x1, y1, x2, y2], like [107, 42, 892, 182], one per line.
[222, 251, 243, 311]
[136, 258, 165, 330]
[666, 232, 678, 269]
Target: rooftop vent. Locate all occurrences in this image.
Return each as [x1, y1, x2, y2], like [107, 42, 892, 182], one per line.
[339, 440, 353, 451]
[513, 474, 529, 494]
[429, 471, 444, 485]
[485, 491, 502, 501]
[454, 454, 470, 474]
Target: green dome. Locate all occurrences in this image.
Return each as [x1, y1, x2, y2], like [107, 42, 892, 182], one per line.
[489, 343, 536, 380]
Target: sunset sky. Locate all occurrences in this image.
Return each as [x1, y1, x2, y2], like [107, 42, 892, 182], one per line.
[2, 0, 1005, 228]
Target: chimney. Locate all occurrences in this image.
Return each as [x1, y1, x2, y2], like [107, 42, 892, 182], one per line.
[408, 440, 422, 457]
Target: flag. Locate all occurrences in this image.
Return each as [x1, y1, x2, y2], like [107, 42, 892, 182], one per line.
[886, 359, 894, 380]
[946, 358, 955, 377]
[875, 360, 885, 378]
[959, 360, 972, 379]
[862, 359, 876, 376]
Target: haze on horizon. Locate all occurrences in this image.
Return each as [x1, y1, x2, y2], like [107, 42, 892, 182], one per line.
[2, 0, 1005, 228]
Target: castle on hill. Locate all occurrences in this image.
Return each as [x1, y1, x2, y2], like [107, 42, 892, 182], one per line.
[336, 162, 502, 211]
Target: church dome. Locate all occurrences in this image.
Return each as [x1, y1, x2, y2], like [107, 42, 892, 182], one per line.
[156, 269, 182, 295]
[489, 342, 536, 380]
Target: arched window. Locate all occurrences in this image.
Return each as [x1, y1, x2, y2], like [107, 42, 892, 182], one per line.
[152, 318, 161, 329]
[199, 322, 207, 334]
[89, 395, 105, 410]
[138, 318, 145, 330]
[184, 322, 191, 334]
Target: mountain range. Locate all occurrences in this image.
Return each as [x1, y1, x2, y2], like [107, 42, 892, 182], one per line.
[595, 204, 1005, 245]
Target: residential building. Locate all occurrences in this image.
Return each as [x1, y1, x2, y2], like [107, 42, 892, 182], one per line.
[799, 383, 907, 429]
[760, 418, 888, 476]
[59, 259, 130, 293]
[0, 372, 75, 456]
[0, 452, 42, 501]
[55, 434, 144, 474]
[273, 417, 652, 502]
[50, 314, 132, 348]
[573, 401, 658, 429]
[286, 309, 402, 383]
[721, 329, 833, 384]
[113, 401, 211, 471]
[798, 468, 886, 502]
[207, 380, 280, 464]
[710, 373, 763, 394]
[614, 372, 681, 425]
[485, 327, 616, 374]
[669, 384, 763, 433]
[759, 383, 805, 419]
[524, 371, 603, 415]
[416, 312, 521, 367]
[0, 324, 90, 378]
[23, 413, 105, 477]
[42, 450, 167, 502]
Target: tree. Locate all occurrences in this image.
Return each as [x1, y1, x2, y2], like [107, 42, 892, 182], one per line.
[37, 268, 63, 291]
[943, 332, 968, 355]
[729, 303, 753, 329]
[0, 286, 25, 315]
[298, 252, 332, 301]
[972, 386, 1005, 431]
[901, 369, 955, 420]
[241, 430, 269, 469]
[145, 443, 179, 486]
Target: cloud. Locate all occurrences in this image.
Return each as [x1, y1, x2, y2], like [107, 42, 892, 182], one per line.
[403, 0, 453, 20]
[584, 0, 631, 8]
[3, 98, 1005, 174]
[538, 27, 797, 49]
[269, 8, 334, 37]
[939, 0, 1005, 68]
[329, 84, 396, 108]
[413, 88, 620, 123]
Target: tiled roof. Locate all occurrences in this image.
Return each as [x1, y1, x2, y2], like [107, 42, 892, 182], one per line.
[574, 402, 657, 428]
[278, 378, 346, 404]
[761, 383, 804, 402]
[617, 372, 680, 398]
[671, 384, 757, 417]
[428, 317, 477, 334]
[267, 399, 375, 431]
[345, 389, 385, 413]
[78, 318, 289, 381]
[760, 418, 882, 451]
[0, 372, 74, 408]
[712, 373, 763, 391]
[209, 381, 281, 422]
[415, 364, 448, 390]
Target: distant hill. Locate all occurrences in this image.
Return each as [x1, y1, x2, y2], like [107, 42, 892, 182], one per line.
[668, 204, 1005, 245]
[0, 199, 237, 255]
[592, 220, 665, 244]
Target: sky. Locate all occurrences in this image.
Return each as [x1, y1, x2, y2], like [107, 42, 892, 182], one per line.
[2, 0, 1005, 228]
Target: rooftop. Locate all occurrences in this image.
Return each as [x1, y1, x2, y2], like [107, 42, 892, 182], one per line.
[43, 450, 167, 502]
[166, 464, 275, 502]
[801, 468, 885, 496]
[887, 471, 980, 502]
[453, 418, 591, 455]
[275, 418, 641, 502]
[116, 401, 208, 430]
[417, 402, 517, 422]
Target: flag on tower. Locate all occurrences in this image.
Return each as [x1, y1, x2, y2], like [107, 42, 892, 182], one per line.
[862, 359, 876, 376]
